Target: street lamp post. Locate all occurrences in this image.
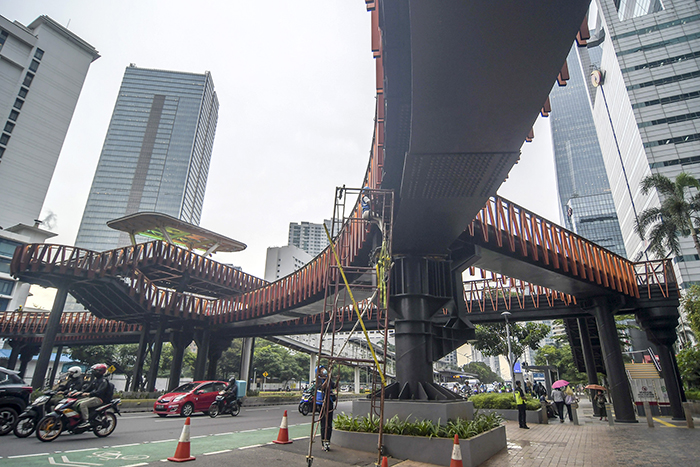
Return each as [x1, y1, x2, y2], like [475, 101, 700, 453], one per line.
[501, 311, 515, 394]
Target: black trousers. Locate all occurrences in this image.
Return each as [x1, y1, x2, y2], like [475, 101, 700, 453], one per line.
[320, 409, 334, 441]
[517, 404, 527, 427]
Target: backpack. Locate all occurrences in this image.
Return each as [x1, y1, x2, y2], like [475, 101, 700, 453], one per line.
[103, 381, 115, 402]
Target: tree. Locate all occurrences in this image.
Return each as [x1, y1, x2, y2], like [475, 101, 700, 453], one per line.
[216, 339, 243, 380]
[677, 346, 700, 390]
[157, 343, 196, 378]
[462, 361, 502, 384]
[68, 344, 139, 388]
[252, 342, 306, 387]
[473, 321, 550, 382]
[534, 344, 587, 385]
[635, 172, 700, 259]
[681, 284, 700, 344]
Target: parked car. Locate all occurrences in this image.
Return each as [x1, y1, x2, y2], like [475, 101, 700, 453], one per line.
[0, 367, 33, 435]
[153, 380, 227, 417]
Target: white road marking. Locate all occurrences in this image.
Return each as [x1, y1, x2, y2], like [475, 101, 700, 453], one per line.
[122, 464, 149, 467]
[204, 449, 232, 455]
[8, 453, 49, 458]
[112, 443, 140, 448]
[65, 448, 98, 453]
[239, 443, 264, 450]
[214, 431, 234, 436]
[149, 438, 177, 444]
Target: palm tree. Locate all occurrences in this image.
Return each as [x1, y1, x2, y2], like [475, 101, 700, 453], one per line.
[635, 172, 700, 259]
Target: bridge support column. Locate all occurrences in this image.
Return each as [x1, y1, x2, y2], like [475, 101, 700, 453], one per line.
[309, 353, 318, 387]
[7, 341, 23, 370]
[31, 286, 68, 389]
[18, 344, 40, 379]
[354, 366, 361, 394]
[193, 328, 210, 381]
[147, 318, 167, 392]
[48, 345, 63, 388]
[239, 337, 255, 386]
[578, 317, 601, 416]
[636, 305, 685, 420]
[205, 339, 230, 380]
[131, 320, 151, 391]
[168, 330, 193, 391]
[593, 299, 637, 422]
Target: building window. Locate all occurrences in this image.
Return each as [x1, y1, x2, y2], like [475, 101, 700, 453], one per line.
[0, 133, 9, 145]
[0, 147, 5, 159]
[13, 98, 23, 110]
[3, 122, 14, 133]
[34, 48, 44, 60]
[0, 258, 10, 274]
[29, 59, 40, 72]
[0, 30, 7, 50]
[8, 110, 19, 122]
[0, 278, 15, 296]
[0, 239, 22, 257]
[18, 87, 28, 99]
[23, 73, 34, 87]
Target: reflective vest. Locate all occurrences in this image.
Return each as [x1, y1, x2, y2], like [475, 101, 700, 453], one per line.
[514, 389, 524, 405]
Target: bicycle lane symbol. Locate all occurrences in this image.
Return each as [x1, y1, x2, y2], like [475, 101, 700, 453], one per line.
[88, 451, 149, 462]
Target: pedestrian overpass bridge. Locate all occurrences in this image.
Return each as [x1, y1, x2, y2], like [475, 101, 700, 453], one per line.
[7, 1, 684, 420]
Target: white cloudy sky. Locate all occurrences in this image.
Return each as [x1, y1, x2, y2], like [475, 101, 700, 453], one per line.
[5, 2, 559, 307]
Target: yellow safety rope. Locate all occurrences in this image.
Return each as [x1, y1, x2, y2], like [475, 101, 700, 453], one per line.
[323, 225, 386, 387]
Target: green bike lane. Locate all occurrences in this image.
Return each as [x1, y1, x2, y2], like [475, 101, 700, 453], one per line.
[2, 422, 313, 467]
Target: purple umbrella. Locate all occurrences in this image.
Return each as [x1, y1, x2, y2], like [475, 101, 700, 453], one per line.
[551, 380, 569, 389]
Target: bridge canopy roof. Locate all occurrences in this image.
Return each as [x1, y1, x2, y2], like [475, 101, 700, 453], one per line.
[107, 212, 246, 254]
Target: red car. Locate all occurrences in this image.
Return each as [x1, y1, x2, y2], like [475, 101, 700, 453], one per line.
[153, 380, 227, 417]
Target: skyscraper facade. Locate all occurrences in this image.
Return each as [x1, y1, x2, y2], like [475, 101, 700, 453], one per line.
[75, 65, 219, 251]
[549, 43, 627, 257]
[288, 220, 332, 257]
[0, 15, 99, 229]
[589, 0, 700, 288]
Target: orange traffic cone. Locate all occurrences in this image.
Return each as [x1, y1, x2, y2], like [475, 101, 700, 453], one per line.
[272, 410, 293, 444]
[380, 456, 389, 467]
[168, 417, 196, 462]
[450, 434, 463, 467]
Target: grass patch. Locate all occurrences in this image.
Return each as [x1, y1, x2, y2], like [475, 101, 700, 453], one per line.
[469, 392, 540, 411]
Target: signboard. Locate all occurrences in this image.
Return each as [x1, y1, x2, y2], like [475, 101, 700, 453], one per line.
[629, 378, 669, 404]
[107, 365, 116, 374]
[262, 371, 269, 378]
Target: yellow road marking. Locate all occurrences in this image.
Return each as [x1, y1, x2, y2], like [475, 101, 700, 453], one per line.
[652, 417, 677, 427]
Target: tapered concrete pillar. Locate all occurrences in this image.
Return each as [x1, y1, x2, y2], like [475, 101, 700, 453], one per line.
[131, 320, 151, 391]
[147, 318, 167, 392]
[18, 345, 39, 379]
[239, 337, 255, 384]
[309, 353, 318, 386]
[578, 317, 601, 416]
[206, 348, 223, 380]
[31, 286, 68, 389]
[168, 330, 193, 390]
[193, 328, 210, 381]
[48, 345, 63, 388]
[354, 366, 361, 393]
[593, 299, 637, 422]
[636, 305, 685, 420]
[7, 341, 22, 370]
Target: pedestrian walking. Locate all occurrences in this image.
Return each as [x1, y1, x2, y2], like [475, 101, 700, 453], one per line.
[515, 381, 529, 429]
[551, 386, 565, 423]
[564, 385, 577, 422]
[315, 366, 337, 451]
[595, 390, 608, 421]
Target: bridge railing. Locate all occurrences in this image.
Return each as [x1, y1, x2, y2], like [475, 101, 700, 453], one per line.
[0, 310, 140, 336]
[634, 259, 678, 299]
[467, 196, 639, 298]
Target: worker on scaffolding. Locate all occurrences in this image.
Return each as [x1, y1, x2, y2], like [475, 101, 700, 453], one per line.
[361, 187, 372, 220]
[315, 365, 337, 451]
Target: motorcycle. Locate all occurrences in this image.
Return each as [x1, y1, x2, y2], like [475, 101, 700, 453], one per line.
[298, 389, 313, 416]
[13, 390, 57, 438]
[208, 391, 241, 417]
[35, 397, 121, 442]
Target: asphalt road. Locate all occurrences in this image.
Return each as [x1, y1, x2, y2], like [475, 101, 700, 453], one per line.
[0, 401, 354, 466]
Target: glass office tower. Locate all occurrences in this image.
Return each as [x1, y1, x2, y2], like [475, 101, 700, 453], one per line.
[549, 43, 627, 258]
[75, 65, 218, 251]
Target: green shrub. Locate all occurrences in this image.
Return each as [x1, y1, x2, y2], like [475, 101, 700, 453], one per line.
[469, 392, 539, 410]
[334, 412, 502, 439]
[686, 388, 700, 401]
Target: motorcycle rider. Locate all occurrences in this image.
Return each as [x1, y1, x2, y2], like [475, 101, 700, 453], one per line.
[74, 363, 110, 429]
[50, 366, 84, 406]
[223, 376, 238, 409]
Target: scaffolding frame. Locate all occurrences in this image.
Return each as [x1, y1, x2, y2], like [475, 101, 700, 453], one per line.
[306, 187, 394, 467]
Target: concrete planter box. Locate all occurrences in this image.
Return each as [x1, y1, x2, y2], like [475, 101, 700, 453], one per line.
[352, 400, 474, 424]
[477, 407, 545, 424]
[334, 425, 506, 466]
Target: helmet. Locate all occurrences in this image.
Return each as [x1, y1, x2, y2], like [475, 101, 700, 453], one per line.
[67, 366, 82, 379]
[229, 376, 236, 384]
[317, 366, 328, 379]
[90, 363, 108, 376]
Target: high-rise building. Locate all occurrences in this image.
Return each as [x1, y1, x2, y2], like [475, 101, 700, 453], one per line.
[0, 15, 99, 229]
[549, 43, 627, 257]
[288, 220, 332, 257]
[264, 245, 313, 282]
[589, 0, 700, 288]
[75, 65, 219, 252]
